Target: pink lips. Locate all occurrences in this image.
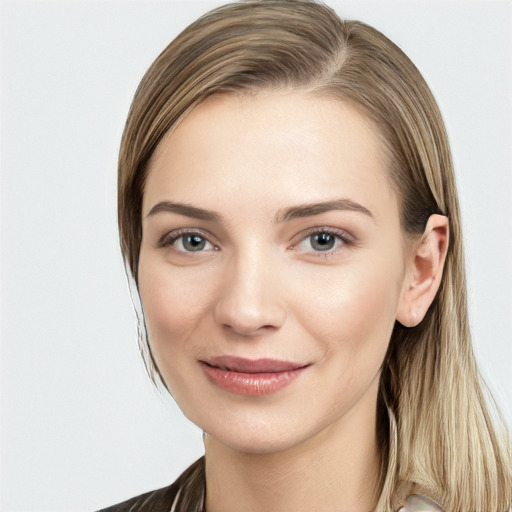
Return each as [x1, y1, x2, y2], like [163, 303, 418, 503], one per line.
[200, 356, 308, 396]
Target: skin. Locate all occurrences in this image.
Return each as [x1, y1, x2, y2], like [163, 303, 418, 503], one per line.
[138, 92, 448, 512]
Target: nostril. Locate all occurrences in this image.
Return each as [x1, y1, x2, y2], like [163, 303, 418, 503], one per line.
[213, 265, 287, 333]
[222, 322, 278, 338]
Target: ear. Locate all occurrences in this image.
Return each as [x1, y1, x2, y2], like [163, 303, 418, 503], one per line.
[396, 214, 449, 327]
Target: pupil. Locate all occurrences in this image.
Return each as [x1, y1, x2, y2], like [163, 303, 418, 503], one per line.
[311, 233, 335, 251]
[184, 235, 206, 251]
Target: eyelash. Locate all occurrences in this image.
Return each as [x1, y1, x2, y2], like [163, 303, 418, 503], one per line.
[158, 229, 218, 252]
[290, 227, 354, 257]
[157, 227, 355, 256]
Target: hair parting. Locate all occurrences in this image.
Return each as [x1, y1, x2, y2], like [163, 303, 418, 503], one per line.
[118, 1, 512, 510]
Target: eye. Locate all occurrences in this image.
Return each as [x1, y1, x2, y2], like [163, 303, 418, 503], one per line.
[178, 234, 211, 252]
[309, 232, 337, 251]
[159, 230, 216, 253]
[292, 228, 353, 255]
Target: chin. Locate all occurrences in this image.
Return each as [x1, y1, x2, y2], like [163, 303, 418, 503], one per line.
[194, 407, 326, 456]
[207, 428, 306, 456]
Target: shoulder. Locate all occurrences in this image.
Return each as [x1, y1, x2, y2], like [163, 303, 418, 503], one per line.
[96, 457, 205, 512]
[398, 494, 444, 512]
[96, 479, 180, 512]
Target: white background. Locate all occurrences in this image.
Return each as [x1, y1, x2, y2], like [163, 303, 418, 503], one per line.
[1, 1, 511, 511]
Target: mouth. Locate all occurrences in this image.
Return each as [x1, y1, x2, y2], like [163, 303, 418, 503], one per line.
[204, 355, 307, 373]
[200, 356, 309, 396]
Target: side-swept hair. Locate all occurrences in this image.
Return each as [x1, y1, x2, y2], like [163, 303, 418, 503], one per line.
[118, 1, 512, 510]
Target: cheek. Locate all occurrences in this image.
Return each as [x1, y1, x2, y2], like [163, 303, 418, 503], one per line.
[295, 263, 402, 419]
[295, 254, 403, 368]
[137, 257, 217, 364]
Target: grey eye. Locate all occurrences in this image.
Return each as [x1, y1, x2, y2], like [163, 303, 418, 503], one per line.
[182, 235, 208, 251]
[310, 233, 336, 251]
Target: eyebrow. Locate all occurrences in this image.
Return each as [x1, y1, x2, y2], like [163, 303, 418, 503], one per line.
[146, 201, 221, 222]
[145, 198, 373, 223]
[275, 199, 373, 223]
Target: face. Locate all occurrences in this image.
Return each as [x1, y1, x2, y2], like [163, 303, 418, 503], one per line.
[138, 92, 410, 455]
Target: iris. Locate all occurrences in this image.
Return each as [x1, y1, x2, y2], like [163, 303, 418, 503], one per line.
[310, 233, 336, 251]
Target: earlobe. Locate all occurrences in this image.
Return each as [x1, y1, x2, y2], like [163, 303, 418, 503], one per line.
[396, 214, 449, 327]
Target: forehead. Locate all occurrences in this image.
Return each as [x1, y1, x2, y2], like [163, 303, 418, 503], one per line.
[144, 92, 397, 222]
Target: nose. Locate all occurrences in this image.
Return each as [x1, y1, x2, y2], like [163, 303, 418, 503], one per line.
[213, 249, 287, 336]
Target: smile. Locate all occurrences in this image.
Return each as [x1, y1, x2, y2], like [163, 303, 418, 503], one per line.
[200, 356, 309, 396]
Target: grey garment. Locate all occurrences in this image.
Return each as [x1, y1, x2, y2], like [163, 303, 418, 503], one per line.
[96, 481, 180, 512]
[96, 457, 205, 512]
[96, 455, 442, 512]
[398, 494, 445, 512]
[98, 488, 443, 512]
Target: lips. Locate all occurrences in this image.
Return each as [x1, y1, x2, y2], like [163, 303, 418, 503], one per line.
[205, 356, 304, 373]
[200, 356, 309, 396]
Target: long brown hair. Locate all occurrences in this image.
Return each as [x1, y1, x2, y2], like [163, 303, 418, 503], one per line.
[117, 1, 512, 510]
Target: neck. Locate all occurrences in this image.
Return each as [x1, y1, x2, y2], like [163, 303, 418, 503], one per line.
[204, 385, 382, 512]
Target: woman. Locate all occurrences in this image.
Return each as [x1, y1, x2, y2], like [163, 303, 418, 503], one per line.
[100, 1, 512, 510]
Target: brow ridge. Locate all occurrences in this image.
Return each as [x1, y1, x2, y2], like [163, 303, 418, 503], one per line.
[276, 199, 373, 223]
[146, 201, 221, 222]
[146, 198, 372, 224]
